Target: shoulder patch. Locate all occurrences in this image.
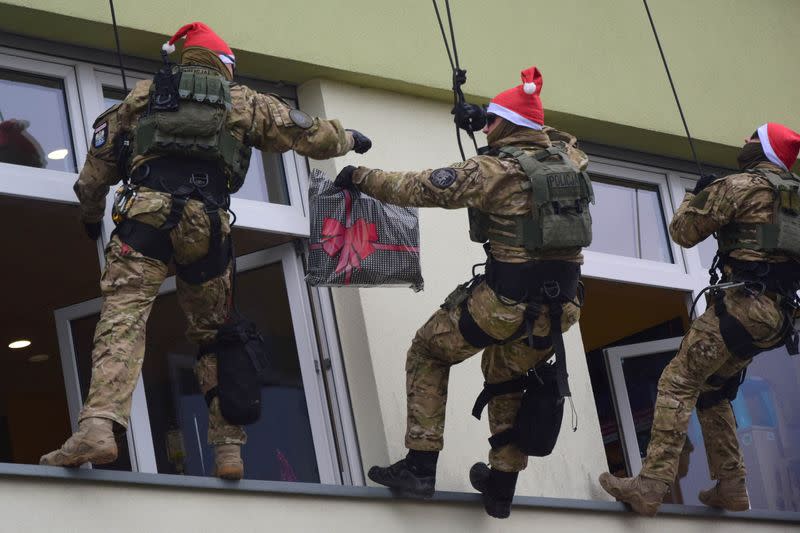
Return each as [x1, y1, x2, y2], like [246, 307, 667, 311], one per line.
[429, 168, 457, 189]
[450, 160, 469, 169]
[289, 109, 314, 129]
[92, 103, 121, 129]
[92, 122, 108, 148]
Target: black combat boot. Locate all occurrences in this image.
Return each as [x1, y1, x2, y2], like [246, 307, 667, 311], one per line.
[368, 449, 438, 498]
[470, 462, 519, 518]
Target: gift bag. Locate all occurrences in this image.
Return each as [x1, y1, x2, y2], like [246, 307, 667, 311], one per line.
[306, 168, 423, 290]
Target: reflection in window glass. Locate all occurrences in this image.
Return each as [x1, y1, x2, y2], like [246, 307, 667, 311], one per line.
[0, 68, 76, 172]
[619, 344, 800, 511]
[103, 87, 291, 205]
[138, 261, 319, 482]
[588, 177, 673, 263]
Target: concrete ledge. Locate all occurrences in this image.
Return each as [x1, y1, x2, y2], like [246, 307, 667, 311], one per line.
[0, 462, 797, 524]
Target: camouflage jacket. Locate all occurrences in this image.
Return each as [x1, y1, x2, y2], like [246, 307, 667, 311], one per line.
[351, 127, 588, 263]
[670, 162, 798, 263]
[74, 72, 354, 223]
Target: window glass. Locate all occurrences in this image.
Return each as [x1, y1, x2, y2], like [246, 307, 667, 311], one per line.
[102, 87, 291, 205]
[588, 177, 673, 263]
[616, 342, 800, 511]
[0, 68, 76, 172]
[0, 195, 102, 466]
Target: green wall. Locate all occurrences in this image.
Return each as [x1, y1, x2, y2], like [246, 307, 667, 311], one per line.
[1, 0, 798, 167]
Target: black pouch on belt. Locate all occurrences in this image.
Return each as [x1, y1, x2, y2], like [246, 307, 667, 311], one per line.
[202, 318, 272, 425]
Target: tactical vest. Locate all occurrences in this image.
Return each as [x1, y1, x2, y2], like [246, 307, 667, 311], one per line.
[132, 65, 251, 193]
[468, 145, 594, 252]
[717, 169, 800, 257]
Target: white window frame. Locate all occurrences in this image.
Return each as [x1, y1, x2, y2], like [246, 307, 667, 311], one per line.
[53, 244, 342, 482]
[0, 48, 88, 203]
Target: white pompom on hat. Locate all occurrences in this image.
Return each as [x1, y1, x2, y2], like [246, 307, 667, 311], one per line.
[162, 21, 236, 66]
[485, 66, 544, 130]
[756, 123, 800, 171]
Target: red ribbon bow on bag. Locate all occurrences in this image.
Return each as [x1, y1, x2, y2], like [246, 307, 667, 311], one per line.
[320, 216, 378, 273]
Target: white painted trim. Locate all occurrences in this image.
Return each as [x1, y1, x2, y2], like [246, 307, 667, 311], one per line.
[603, 336, 684, 476]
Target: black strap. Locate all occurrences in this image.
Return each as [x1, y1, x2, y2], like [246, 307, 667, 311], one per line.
[488, 427, 517, 449]
[471, 375, 529, 420]
[714, 296, 760, 359]
[161, 195, 188, 231]
[175, 208, 231, 285]
[458, 299, 498, 348]
[549, 303, 571, 398]
[112, 218, 173, 264]
[697, 370, 745, 411]
[204, 386, 218, 407]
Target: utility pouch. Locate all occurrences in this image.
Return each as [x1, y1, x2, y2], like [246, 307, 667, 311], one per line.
[203, 318, 272, 425]
[441, 276, 482, 311]
[513, 364, 565, 456]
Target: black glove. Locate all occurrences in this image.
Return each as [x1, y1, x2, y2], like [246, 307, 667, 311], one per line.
[692, 174, 719, 195]
[347, 130, 372, 154]
[84, 221, 102, 241]
[452, 102, 487, 132]
[334, 165, 357, 189]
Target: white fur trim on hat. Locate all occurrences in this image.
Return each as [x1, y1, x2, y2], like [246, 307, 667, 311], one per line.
[757, 123, 787, 171]
[162, 42, 176, 54]
[523, 82, 537, 95]
[486, 102, 543, 130]
[219, 54, 236, 65]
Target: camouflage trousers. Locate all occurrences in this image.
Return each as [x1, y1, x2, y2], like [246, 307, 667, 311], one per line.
[406, 280, 580, 472]
[79, 191, 246, 446]
[641, 288, 785, 483]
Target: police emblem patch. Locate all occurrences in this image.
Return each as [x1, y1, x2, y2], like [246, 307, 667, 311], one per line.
[289, 109, 314, 129]
[429, 168, 457, 189]
[93, 122, 108, 148]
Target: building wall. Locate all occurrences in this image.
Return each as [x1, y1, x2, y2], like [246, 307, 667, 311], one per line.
[0, 476, 793, 533]
[300, 80, 609, 499]
[1, 0, 799, 165]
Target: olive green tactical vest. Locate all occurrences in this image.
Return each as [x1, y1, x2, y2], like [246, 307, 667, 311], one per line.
[468, 146, 594, 252]
[133, 65, 251, 193]
[718, 169, 800, 257]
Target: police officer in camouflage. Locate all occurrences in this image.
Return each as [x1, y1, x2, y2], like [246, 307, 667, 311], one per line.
[335, 67, 592, 518]
[599, 123, 800, 516]
[40, 22, 371, 479]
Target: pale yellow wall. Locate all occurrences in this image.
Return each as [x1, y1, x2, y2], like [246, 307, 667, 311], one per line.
[301, 79, 609, 499]
[1, 0, 799, 165]
[0, 477, 791, 533]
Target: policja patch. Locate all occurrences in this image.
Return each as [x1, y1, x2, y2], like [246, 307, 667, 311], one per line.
[429, 168, 457, 189]
[93, 123, 108, 148]
[289, 109, 314, 129]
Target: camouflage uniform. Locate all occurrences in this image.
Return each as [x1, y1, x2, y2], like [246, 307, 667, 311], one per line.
[351, 127, 586, 472]
[73, 53, 355, 446]
[640, 162, 792, 484]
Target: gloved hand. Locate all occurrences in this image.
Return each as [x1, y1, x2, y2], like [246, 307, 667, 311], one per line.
[452, 102, 487, 132]
[692, 174, 720, 195]
[84, 221, 102, 241]
[334, 165, 358, 189]
[347, 130, 372, 154]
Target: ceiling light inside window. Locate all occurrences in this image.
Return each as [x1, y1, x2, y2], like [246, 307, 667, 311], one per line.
[28, 354, 49, 363]
[8, 339, 31, 349]
[47, 149, 69, 160]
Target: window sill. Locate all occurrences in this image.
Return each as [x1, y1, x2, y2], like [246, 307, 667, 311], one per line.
[0, 463, 797, 524]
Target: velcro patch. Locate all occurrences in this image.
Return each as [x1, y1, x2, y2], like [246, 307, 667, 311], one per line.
[93, 122, 108, 148]
[289, 109, 313, 129]
[429, 168, 457, 189]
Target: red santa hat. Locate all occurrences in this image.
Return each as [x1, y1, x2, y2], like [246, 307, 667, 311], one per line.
[485, 66, 544, 130]
[756, 122, 800, 171]
[162, 22, 235, 66]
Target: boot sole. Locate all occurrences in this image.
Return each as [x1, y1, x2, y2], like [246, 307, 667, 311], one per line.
[368, 469, 434, 499]
[699, 497, 750, 512]
[599, 474, 659, 517]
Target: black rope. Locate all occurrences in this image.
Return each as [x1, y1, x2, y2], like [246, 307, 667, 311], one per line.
[431, 0, 479, 161]
[643, 0, 704, 177]
[109, 0, 129, 94]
